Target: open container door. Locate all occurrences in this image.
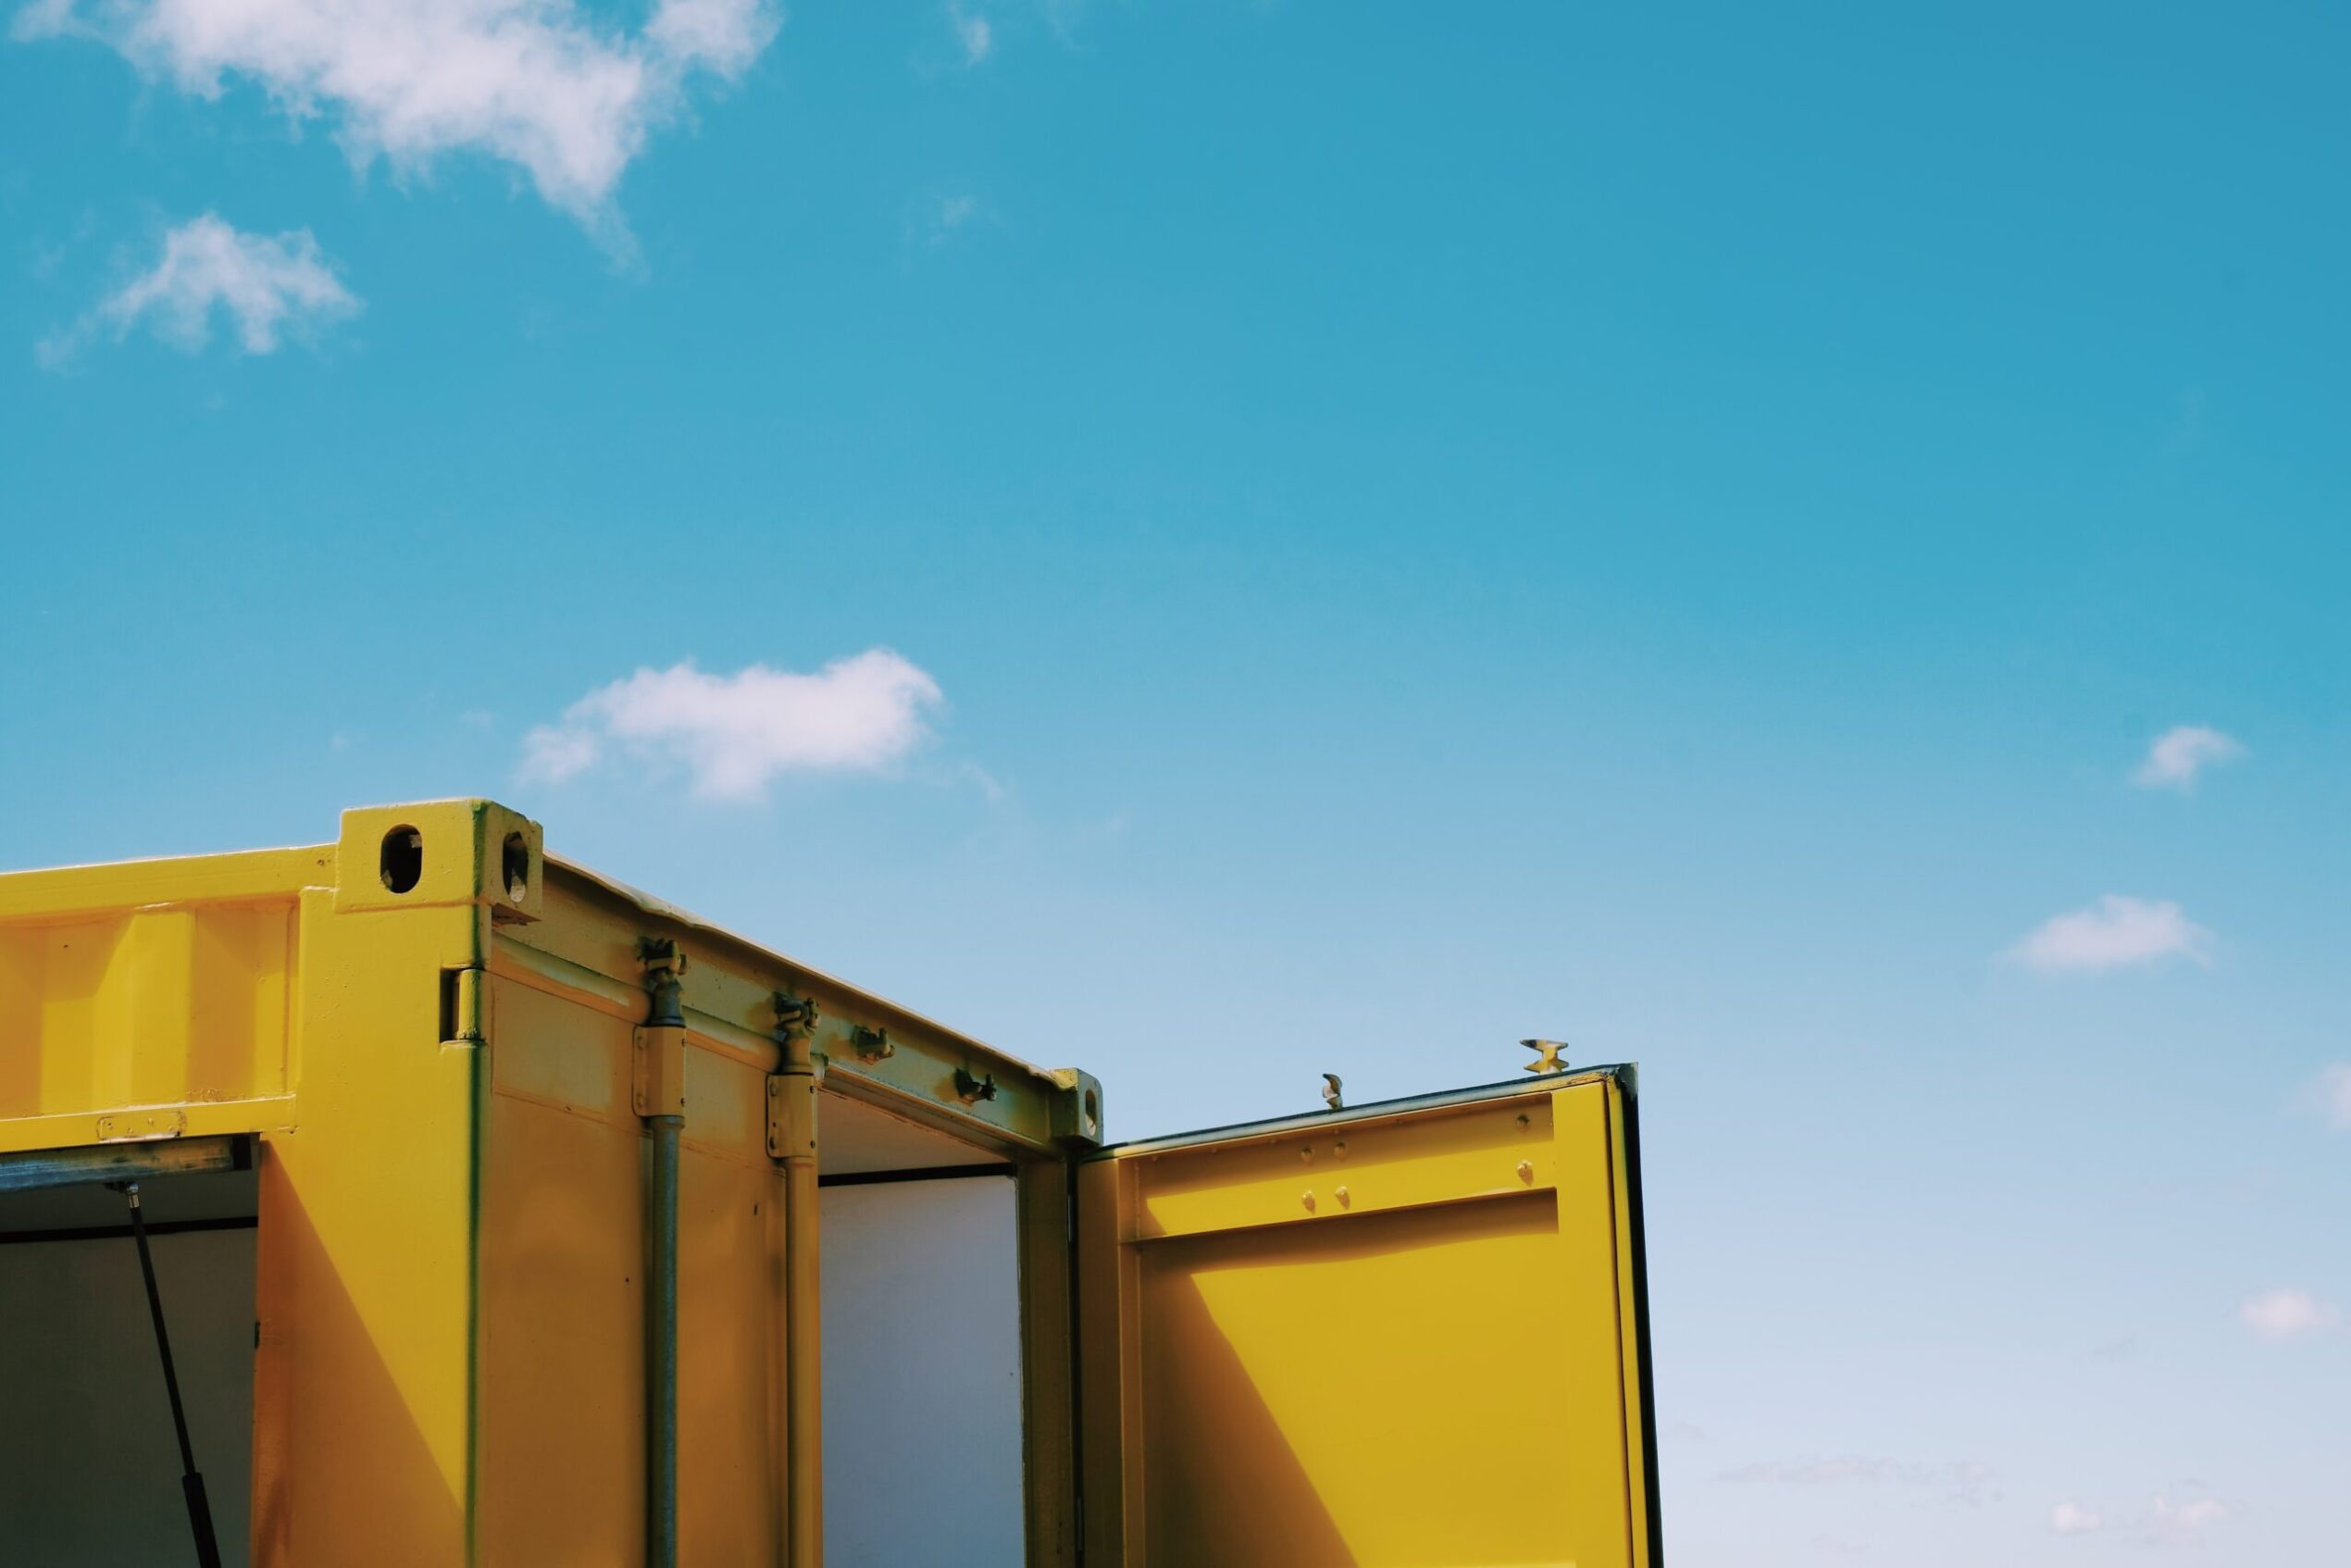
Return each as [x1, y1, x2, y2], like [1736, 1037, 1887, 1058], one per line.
[1076, 1066, 1659, 1568]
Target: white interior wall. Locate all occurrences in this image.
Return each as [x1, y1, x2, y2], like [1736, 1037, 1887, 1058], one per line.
[0, 1221, 255, 1566]
[819, 1174, 1027, 1568]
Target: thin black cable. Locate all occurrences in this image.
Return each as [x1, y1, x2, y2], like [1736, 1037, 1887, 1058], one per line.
[124, 1184, 223, 1568]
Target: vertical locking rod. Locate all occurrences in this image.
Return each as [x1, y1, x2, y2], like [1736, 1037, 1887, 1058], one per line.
[637, 941, 689, 1568]
[772, 991, 824, 1568]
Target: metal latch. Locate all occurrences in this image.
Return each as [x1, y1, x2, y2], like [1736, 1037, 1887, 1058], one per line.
[773, 990, 820, 1039]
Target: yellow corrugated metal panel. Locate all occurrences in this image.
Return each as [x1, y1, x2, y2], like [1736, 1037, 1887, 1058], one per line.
[476, 970, 648, 1562]
[0, 803, 1091, 1165]
[476, 967, 794, 1560]
[1078, 1075, 1654, 1568]
[508, 862, 1096, 1156]
[0, 872, 303, 1151]
[0, 799, 1657, 1567]
[0, 799, 1099, 1566]
[0, 844, 331, 925]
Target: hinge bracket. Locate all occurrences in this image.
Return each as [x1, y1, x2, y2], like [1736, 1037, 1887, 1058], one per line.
[765, 1073, 819, 1163]
[634, 940, 689, 1118]
[633, 1024, 687, 1117]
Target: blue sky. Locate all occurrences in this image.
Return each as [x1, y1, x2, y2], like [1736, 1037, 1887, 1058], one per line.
[4, 2, 2346, 1561]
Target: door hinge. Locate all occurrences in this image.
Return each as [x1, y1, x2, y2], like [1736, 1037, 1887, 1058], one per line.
[765, 1072, 819, 1162]
[633, 940, 689, 1118]
[633, 1022, 687, 1118]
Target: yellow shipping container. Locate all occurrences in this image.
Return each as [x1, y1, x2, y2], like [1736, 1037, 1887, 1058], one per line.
[0, 800, 1659, 1567]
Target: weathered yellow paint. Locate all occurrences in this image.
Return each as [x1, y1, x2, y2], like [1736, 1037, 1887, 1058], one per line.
[331, 801, 541, 922]
[477, 967, 654, 1562]
[510, 854, 1081, 1156]
[0, 802, 1657, 1566]
[1126, 1091, 1558, 1240]
[1077, 1074, 1655, 1568]
[0, 892, 298, 1151]
[0, 800, 1106, 1565]
[255, 885, 483, 1566]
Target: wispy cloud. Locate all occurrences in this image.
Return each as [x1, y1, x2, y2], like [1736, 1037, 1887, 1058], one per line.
[39, 214, 356, 366]
[2314, 1064, 2351, 1130]
[2239, 1288, 2339, 1342]
[2050, 1489, 2242, 1546]
[924, 192, 983, 243]
[15, 0, 777, 234]
[949, 2, 991, 64]
[2007, 895, 2211, 975]
[518, 652, 944, 802]
[2049, 1500, 2104, 1535]
[1720, 1457, 1997, 1508]
[2146, 1488, 2239, 1546]
[2133, 725, 2245, 790]
[901, 190, 989, 260]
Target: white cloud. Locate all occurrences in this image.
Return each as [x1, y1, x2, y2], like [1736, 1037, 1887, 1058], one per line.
[2133, 725, 2245, 790]
[644, 0, 770, 75]
[14, 0, 777, 228]
[904, 191, 986, 254]
[519, 652, 944, 802]
[2057, 1489, 2243, 1547]
[2146, 1489, 2237, 1545]
[2316, 1064, 2351, 1130]
[1722, 1458, 1895, 1484]
[2050, 1501, 2104, 1535]
[40, 213, 356, 365]
[518, 722, 600, 782]
[949, 3, 990, 64]
[2008, 895, 2211, 975]
[1720, 1457, 1996, 1507]
[2239, 1288, 2338, 1342]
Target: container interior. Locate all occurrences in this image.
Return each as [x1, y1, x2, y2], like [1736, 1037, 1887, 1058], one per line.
[0, 1159, 258, 1567]
[817, 1092, 1028, 1568]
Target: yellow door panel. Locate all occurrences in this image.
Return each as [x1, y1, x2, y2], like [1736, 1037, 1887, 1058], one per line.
[1080, 1071, 1656, 1568]
[479, 969, 794, 1563]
